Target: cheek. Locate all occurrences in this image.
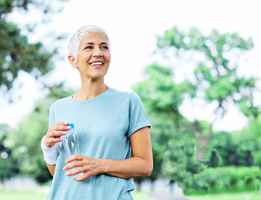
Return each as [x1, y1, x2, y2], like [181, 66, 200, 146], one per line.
[104, 52, 111, 62]
[82, 52, 91, 59]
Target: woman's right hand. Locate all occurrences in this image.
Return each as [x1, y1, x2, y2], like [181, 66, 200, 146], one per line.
[43, 122, 70, 148]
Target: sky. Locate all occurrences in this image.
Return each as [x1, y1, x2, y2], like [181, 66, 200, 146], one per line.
[0, 0, 261, 131]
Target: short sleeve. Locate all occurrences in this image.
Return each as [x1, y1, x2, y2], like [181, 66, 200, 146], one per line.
[127, 93, 151, 137]
[48, 103, 56, 128]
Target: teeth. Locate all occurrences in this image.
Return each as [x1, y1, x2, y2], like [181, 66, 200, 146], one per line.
[91, 62, 103, 65]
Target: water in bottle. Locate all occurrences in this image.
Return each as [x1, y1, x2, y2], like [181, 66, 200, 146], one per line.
[58, 122, 83, 179]
[59, 123, 80, 157]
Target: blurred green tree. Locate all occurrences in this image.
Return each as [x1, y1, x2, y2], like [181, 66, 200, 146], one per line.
[133, 63, 204, 188]
[208, 149, 223, 167]
[133, 26, 260, 188]
[0, 123, 19, 182]
[7, 84, 72, 183]
[157, 27, 259, 160]
[0, 0, 65, 101]
[0, 0, 66, 183]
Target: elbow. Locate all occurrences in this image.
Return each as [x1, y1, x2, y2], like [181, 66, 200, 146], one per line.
[47, 164, 56, 177]
[144, 162, 153, 177]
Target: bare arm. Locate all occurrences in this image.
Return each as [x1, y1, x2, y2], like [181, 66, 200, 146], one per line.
[41, 122, 70, 176]
[101, 127, 153, 178]
[47, 164, 56, 176]
[64, 127, 153, 180]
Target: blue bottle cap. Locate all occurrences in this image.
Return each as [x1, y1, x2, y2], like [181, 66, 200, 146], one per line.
[68, 123, 74, 129]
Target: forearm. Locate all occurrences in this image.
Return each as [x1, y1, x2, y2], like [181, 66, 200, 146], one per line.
[41, 136, 58, 177]
[47, 164, 56, 176]
[100, 157, 153, 179]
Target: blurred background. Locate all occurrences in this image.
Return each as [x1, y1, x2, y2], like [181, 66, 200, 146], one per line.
[0, 0, 261, 199]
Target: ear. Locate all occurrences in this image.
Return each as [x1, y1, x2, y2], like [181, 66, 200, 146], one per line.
[67, 54, 78, 68]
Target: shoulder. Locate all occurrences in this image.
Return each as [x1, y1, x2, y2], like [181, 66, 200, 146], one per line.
[109, 88, 144, 111]
[49, 96, 72, 110]
[109, 87, 140, 102]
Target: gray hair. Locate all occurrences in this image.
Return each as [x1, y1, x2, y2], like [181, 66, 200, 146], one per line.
[67, 25, 109, 57]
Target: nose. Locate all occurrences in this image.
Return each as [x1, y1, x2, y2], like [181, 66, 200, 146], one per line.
[92, 47, 103, 57]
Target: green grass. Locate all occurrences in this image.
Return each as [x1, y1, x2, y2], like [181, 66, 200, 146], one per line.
[3, 188, 260, 200]
[0, 188, 151, 200]
[0, 188, 46, 200]
[188, 191, 261, 200]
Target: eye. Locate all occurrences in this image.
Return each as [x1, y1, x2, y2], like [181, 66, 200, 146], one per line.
[84, 46, 93, 50]
[101, 45, 109, 50]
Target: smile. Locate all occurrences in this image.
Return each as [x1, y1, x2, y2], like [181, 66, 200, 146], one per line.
[89, 62, 104, 69]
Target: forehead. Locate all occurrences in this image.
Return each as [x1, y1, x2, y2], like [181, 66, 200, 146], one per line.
[79, 32, 109, 45]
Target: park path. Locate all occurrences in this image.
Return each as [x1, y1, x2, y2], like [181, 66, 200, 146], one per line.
[1, 176, 193, 200]
[140, 179, 191, 200]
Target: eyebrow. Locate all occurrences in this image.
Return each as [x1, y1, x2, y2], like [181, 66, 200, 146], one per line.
[83, 42, 108, 45]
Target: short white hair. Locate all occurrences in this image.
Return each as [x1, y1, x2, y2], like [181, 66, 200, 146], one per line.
[67, 25, 109, 57]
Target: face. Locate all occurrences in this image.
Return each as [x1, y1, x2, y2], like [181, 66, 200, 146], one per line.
[69, 32, 111, 81]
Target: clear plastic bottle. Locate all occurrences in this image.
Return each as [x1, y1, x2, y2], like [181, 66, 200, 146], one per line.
[58, 123, 82, 178]
[58, 123, 80, 158]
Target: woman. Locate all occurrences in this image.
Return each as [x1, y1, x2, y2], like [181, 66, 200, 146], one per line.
[41, 25, 153, 200]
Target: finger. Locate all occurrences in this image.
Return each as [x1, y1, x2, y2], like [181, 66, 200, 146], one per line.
[57, 124, 70, 131]
[63, 161, 83, 170]
[65, 167, 83, 176]
[66, 154, 82, 163]
[57, 121, 68, 126]
[54, 122, 70, 131]
[53, 121, 67, 129]
[74, 171, 92, 181]
[50, 130, 68, 137]
[47, 137, 62, 144]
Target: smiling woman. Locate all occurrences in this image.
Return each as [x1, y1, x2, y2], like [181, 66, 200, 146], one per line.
[67, 26, 111, 84]
[40, 25, 153, 200]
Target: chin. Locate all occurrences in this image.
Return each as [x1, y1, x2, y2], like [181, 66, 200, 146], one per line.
[88, 74, 106, 81]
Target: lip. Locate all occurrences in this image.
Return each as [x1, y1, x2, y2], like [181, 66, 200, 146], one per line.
[90, 63, 104, 70]
[89, 61, 104, 65]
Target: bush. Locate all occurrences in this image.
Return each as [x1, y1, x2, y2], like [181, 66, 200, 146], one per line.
[185, 167, 261, 194]
[253, 152, 261, 167]
[0, 124, 20, 182]
[207, 132, 261, 167]
[208, 149, 223, 167]
[8, 100, 52, 184]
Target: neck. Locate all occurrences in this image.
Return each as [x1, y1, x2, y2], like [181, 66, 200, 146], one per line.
[74, 77, 108, 100]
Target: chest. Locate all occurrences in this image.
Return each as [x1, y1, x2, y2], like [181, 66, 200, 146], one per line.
[55, 102, 130, 142]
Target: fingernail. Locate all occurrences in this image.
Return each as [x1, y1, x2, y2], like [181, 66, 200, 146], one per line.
[67, 123, 74, 129]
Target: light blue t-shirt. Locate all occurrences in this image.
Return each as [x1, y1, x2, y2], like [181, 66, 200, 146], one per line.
[47, 87, 151, 200]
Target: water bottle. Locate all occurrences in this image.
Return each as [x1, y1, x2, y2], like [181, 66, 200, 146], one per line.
[58, 123, 80, 158]
[58, 123, 83, 179]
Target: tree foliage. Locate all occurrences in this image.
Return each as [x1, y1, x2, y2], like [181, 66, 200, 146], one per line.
[133, 63, 204, 186]
[0, 0, 66, 182]
[0, 123, 19, 182]
[0, 0, 64, 98]
[6, 84, 72, 183]
[157, 27, 258, 120]
[133, 26, 260, 189]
